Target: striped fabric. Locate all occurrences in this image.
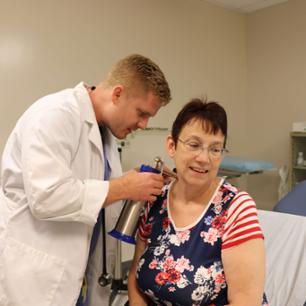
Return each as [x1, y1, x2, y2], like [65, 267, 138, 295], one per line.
[138, 201, 154, 240]
[222, 192, 263, 249]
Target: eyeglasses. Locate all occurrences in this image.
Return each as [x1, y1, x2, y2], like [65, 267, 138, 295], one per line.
[178, 138, 229, 159]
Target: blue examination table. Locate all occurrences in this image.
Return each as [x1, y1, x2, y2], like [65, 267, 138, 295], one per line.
[219, 156, 275, 178]
[273, 180, 306, 217]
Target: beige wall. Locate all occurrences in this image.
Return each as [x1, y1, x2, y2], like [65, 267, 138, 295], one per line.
[2, 0, 302, 263]
[3, 0, 304, 212]
[8, 0, 306, 213]
[0, 0, 247, 181]
[0, 0, 249, 261]
[246, 0, 306, 209]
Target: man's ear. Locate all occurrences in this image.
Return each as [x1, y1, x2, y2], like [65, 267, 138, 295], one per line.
[111, 85, 124, 104]
[166, 135, 176, 158]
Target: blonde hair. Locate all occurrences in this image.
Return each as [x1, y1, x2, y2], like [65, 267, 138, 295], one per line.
[105, 54, 171, 106]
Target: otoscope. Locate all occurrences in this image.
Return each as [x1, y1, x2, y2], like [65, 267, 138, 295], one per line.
[99, 157, 177, 290]
[108, 156, 164, 244]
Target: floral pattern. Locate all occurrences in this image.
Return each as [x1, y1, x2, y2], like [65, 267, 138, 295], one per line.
[136, 181, 269, 306]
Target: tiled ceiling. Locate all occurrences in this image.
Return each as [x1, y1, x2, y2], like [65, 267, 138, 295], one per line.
[205, 0, 288, 13]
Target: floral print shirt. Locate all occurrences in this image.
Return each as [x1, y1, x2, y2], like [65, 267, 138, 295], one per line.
[135, 179, 268, 306]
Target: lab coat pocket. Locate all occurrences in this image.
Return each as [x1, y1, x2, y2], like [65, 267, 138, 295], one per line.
[0, 237, 66, 306]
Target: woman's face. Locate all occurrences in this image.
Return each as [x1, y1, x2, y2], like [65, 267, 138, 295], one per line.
[166, 119, 225, 189]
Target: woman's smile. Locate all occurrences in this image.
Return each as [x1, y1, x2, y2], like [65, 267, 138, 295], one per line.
[189, 166, 209, 174]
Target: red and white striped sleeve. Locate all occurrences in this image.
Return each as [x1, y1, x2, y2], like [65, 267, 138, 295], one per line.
[222, 192, 264, 249]
[137, 202, 153, 241]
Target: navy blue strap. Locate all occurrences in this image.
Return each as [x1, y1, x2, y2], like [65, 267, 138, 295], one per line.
[77, 126, 110, 305]
[89, 127, 110, 256]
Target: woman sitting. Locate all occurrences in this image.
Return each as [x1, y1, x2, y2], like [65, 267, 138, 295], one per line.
[128, 98, 268, 306]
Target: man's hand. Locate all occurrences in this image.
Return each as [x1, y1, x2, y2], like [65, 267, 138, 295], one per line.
[104, 170, 164, 206]
[121, 170, 164, 202]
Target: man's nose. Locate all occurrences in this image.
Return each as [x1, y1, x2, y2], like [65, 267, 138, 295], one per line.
[137, 117, 149, 129]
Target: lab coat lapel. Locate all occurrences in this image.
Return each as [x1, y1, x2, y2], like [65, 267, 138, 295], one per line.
[103, 128, 121, 177]
[75, 82, 121, 177]
[87, 123, 103, 156]
[75, 82, 103, 157]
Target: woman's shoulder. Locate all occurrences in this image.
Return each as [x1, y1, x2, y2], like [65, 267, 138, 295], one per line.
[217, 180, 256, 213]
[219, 181, 257, 221]
[220, 180, 240, 195]
[220, 180, 254, 200]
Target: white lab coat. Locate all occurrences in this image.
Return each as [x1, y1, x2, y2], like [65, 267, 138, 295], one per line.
[0, 83, 123, 306]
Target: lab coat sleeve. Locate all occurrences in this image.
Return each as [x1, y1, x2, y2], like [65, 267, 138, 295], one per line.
[20, 105, 106, 226]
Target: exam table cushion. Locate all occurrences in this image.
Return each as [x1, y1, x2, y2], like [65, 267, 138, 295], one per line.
[273, 180, 306, 217]
[220, 156, 274, 173]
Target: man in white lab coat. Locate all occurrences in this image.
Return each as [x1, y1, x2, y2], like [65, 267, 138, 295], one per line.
[0, 54, 171, 306]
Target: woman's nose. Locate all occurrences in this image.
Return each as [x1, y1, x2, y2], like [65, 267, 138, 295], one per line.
[195, 147, 210, 162]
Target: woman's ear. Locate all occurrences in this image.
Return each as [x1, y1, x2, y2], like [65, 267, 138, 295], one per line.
[166, 135, 176, 158]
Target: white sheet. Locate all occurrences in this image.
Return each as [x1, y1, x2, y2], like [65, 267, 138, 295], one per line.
[258, 210, 306, 306]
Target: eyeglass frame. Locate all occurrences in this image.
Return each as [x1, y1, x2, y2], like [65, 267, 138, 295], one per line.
[177, 138, 229, 159]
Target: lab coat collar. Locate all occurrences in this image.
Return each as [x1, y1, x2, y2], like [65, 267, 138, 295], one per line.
[75, 82, 97, 125]
[102, 127, 120, 174]
[74, 82, 103, 156]
[74, 82, 120, 176]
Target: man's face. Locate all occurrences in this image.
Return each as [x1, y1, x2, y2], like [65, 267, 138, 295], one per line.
[110, 89, 162, 139]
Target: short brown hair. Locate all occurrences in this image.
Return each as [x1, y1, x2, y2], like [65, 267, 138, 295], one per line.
[171, 98, 227, 147]
[105, 54, 171, 106]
